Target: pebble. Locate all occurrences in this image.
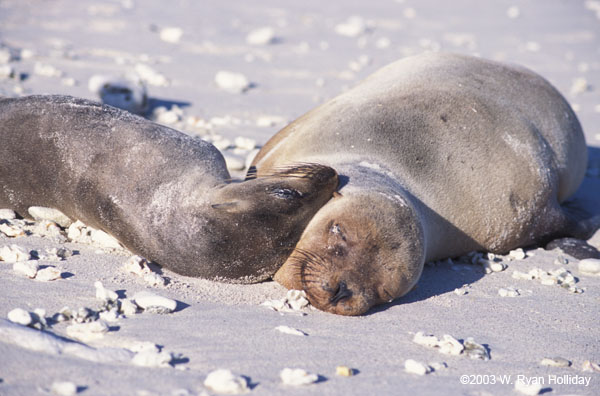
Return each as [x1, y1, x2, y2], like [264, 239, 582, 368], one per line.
[0, 222, 25, 237]
[0, 244, 30, 262]
[570, 77, 591, 95]
[0, 64, 14, 79]
[132, 291, 177, 313]
[0, 209, 16, 219]
[412, 332, 440, 348]
[122, 255, 166, 286]
[119, 298, 139, 316]
[13, 260, 39, 278]
[27, 206, 71, 228]
[245, 149, 260, 170]
[204, 369, 248, 394]
[94, 281, 119, 302]
[50, 381, 78, 396]
[514, 378, 543, 395]
[463, 337, 490, 360]
[88, 74, 148, 115]
[212, 138, 232, 151]
[7, 308, 33, 326]
[540, 357, 571, 367]
[509, 248, 526, 260]
[34, 62, 63, 77]
[582, 360, 600, 372]
[215, 71, 251, 93]
[275, 325, 307, 336]
[67, 220, 122, 249]
[438, 334, 465, 355]
[234, 136, 256, 150]
[578, 258, 600, 276]
[246, 27, 276, 45]
[135, 63, 169, 87]
[507, 6, 520, 18]
[0, 47, 11, 63]
[479, 259, 506, 273]
[336, 366, 354, 377]
[31, 220, 64, 240]
[256, 115, 285, 127]
[453, 285, 469, 295]
[223, 154, 246, 171]
[131, 349, 173, 367]
[334, 16, 366, 38]
[498, 287, 520, 297]
[404, 359, 431, 375]
[280, 368, 319, 386]
[44, 247, 73, 261]
[35, 266, 62, 282]
[66, 320, 109, 342]
[160, 27, 183, 43]
[512, 267, 581, 292]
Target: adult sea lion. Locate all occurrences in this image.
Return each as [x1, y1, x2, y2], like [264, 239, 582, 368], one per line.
[0, 95, 338, 283]
[251, 52, 592, 315]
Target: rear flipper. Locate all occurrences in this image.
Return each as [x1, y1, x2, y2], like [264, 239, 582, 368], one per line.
[546, 202, 600, 259]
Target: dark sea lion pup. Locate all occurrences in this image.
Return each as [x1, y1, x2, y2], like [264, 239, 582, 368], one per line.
[0, 95, 338, 283]
[251, 52, 593, 315]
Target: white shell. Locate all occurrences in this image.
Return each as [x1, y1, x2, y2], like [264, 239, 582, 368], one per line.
[246, 27, 276, 45]
[438, 334, 464, 355]
[540, 357, 571, 367]
[66, 320, 109, 342]
[578, 258, 600, 276]
[215, 71, 250, 94]
[280, 368, 319, 386]
[204, 369, 248, 394]
[35, 266, 62, 282]
[0, 244, 30, 262]
[94, 281, 119, 302]
[7, 308, 33, 326]
[0, 208, 16, 219]
[160, 27, 183, 43]
[404, 359, 431, 375]
[132, 291, 177, 312]
[514, 378, 542, 395]
[50, 381, 77, 396]
[13, 260, 39, 278]
[275, 325, 307, 336]
[28, 206, 72, 228]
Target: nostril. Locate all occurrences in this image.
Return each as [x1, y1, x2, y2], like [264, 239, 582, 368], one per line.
[329, 281, 353, 305]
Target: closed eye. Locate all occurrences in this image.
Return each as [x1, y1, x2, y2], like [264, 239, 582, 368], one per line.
[268, 188, 304, 200]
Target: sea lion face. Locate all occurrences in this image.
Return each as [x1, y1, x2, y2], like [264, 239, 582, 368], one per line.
[196, 164, 339, 281]
[275, 192, 425, 315]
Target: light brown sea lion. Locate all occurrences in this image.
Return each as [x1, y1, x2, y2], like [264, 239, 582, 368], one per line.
[0, 95, 338, 283]
[251, 52, 592, 314]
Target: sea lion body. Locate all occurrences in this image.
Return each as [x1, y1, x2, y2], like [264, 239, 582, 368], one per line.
[252, 53, 588, 314]
[0, 95, 338, 282]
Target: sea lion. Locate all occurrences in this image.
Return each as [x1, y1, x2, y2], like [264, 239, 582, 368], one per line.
[0, 95, 338, 283]
[250, 52, 591, 315]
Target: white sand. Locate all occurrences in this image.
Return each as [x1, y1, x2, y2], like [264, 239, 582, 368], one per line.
[1, 0, 599, 395]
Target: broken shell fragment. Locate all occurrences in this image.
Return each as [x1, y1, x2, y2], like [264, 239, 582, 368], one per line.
[404, 359, 432, 375]
[280, 368, 319, 386]
[540, 357, 571, 367]
[94, 281, 119, 302]
[204, 369, 249, 394]
[13, 260, 40, 278]
[7, 308, 33, 326]
[35, 266, 62, 281]
[132, 291, 177, 313]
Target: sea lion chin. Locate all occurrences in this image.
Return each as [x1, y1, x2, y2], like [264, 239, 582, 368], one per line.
[252, 52, 591, 315]
[0, 95, 339, 283]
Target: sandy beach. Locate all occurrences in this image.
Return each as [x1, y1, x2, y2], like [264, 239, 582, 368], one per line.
[1, 1, 599, 395]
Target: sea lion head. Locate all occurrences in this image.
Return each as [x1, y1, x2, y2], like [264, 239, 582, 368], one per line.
[192, 163, 339, 281]
[274, 191, 425, 315]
